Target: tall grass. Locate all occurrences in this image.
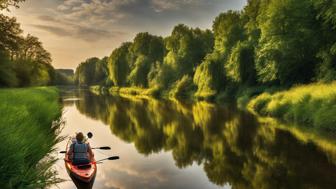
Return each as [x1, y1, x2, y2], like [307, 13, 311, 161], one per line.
[248, 82, 336, 130]
[0, 87, 63, 189]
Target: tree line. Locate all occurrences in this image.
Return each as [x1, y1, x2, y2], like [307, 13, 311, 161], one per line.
[0, 0, 70, 87]
[75, 0, 336, 98]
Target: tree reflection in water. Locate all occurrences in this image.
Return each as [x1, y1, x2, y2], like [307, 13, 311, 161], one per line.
[73, 90, 336, 189]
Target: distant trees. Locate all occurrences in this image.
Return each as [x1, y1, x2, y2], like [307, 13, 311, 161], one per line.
[74, 57, 108, 86]
[74, 0, 336, 98]
[54, 69, 74, 85]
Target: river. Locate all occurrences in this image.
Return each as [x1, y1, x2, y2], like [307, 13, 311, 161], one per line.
[50, 89, 336, 189]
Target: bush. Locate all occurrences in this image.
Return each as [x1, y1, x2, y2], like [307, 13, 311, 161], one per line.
[248, 82, 336, 130]
[169, 75, 195, 98]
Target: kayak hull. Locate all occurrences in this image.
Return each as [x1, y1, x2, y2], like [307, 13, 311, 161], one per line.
[64, 139, 97, 184]
[64, 160, 97, 183]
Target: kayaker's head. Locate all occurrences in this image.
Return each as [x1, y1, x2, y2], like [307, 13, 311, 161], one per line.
[76, 132, 85, 143]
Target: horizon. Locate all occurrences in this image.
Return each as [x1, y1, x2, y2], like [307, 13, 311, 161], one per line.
[5, 0, 246, 69]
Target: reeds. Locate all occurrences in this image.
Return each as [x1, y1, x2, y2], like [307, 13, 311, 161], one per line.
[0, 87, 63, 189]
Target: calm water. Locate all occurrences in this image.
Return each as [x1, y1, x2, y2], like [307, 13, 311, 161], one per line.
[51, 89, 336, 189]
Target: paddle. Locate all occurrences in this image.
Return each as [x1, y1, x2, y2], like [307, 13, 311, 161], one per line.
[74, 156, 120, 168]
[92, 146, 111, 150]
[59, 146, 111, 153]
[96, 156, 120, 163]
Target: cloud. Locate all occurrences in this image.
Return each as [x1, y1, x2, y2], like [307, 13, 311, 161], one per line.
[150, 0, 202, 12]
[34, 24, 126, 41]
[33, 0, 246, 40]
[32, 24, 71, 36]
[32, 17, 127, 42]
[9, 0, 246, 68]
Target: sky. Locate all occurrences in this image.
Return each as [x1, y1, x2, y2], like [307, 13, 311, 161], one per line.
[5, 0, 247, 69]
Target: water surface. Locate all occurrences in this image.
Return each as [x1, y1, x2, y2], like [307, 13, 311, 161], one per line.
[51, 89, 336, 189]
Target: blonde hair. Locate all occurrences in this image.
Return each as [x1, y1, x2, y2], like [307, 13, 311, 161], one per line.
[76, 132, 85, 142]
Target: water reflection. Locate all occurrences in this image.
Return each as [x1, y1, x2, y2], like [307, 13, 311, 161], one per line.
[66, 90, 336, 189]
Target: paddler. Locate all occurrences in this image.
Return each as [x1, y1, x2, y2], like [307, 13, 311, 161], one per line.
[67, 132, 94, 165]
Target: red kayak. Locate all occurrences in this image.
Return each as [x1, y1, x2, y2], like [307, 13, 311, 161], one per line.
[64, 139, 97, 183]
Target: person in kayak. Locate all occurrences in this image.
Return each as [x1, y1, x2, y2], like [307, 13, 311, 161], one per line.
[67, 132, 94, 165]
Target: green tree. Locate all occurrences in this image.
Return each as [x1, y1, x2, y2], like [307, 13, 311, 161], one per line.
[0, 14, 22, 56]
[256, 0, 319, 85]
[128, 55, 151, 87]
[94, 56, 108, 85]
[75, 57, 99, 86]
[194, 53, 225, 97]
[213, 11, 245, 55]
[127, 33, 165, 87]
[108, 42, 132, 86]
[313, 0, 336, 82]
[226, 41, 256, 85]
[164, 24, 213, 77]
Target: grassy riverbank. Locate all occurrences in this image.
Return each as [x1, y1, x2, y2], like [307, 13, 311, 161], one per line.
[92, 82, 336, 131]
[0, 87, 62, 189]
[91, 86, 162, 98]
[248, 82, 336, 130]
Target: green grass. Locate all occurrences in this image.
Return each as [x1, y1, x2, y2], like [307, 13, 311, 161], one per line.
[248, 82, 336, 130]
[105, 86, 162, 97]
[0, 87, 62, 189]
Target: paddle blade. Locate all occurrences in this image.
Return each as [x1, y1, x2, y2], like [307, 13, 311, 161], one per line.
[99, 146, 111, 150]
[87, 132, 93, 139]
[60, 151, 66, 154]
[108, 156, 119, 160]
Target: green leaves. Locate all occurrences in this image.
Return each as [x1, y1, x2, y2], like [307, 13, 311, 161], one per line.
[75, 57, 108, 86]
[0, 14, 56, 87]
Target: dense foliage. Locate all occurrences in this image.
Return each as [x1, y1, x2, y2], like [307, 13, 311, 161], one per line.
[74, 57, 108, 86]
[75, 0, 336, 99]
[54, 69, 74, 85]
[0, 1, 61, 87]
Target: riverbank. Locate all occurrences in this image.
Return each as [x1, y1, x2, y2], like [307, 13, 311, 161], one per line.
[248, 82, 336, 130]
[91, 82, 336, 131]
[0, 87, 62, 188]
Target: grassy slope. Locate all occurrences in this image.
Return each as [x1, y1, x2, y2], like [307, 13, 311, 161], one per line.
[248, 82, 336, 130]
[0, 87, 62, 189]
[92, 82, 336, 130]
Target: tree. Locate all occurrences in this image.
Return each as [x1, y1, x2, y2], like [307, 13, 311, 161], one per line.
[94, 57, 108, 85]
[256, 0, 319, 85]
[75, 57, 99, 86]
[127, 33, 165, 87]
[131, 32, 165, 62]
[213, 11, 245, 55]
[0, 51, 17, 87]
[18, 34, 52, 64]
[0, 0, 25, 10]
[194, 53, 225, 97]
[313, 0, 336, 82]
[0, 14, 22, 56]
[128, 55, 151, 87]
[108, 42, 132, 86]
[226, 41, 256, 85]
[163, 24, 213, 84]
